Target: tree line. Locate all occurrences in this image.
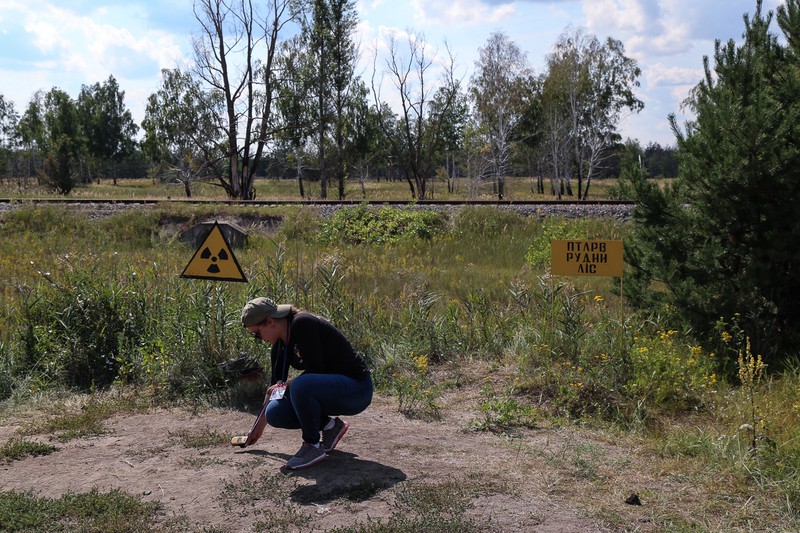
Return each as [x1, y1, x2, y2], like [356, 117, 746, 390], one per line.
[0, 0, 677, 200]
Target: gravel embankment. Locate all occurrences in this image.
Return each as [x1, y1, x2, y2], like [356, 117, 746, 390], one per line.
[0, 201, 634, 221]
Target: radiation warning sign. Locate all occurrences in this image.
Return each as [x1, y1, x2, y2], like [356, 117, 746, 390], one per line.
[181, 221, 248, 282]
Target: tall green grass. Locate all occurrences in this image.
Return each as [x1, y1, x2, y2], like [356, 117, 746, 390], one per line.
[0, 203, 720, 425]
[0, 204, 740, 416]
[1, 203, 799, 528]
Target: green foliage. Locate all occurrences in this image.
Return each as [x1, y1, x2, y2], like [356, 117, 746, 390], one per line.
[0, 488, 160, 532]
[276, 206, 322, 241]
[523, 216, 620, 270]
[318, 204, 445, 245]
[471, 383, 538, 433]
[20, 266, 148, 391]
[0, 341, 12, 401]
[1, 207, 259, 400]
[627, 0, 800, 366]
[625, 330, 717, 414]
[1, 205, 88, 234]
[517, 285, 718, 424]
[384, 351, 442, 421]
[0, 439, 57, 463]
[451, 206, 527, 238]
[525, 217, 578, 270]
[24, 394, 147, 442]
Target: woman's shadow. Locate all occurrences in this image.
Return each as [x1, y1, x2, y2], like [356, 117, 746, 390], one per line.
[240, 448, 406, 505]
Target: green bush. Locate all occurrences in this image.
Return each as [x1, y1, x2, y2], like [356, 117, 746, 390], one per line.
[524, 217, 591, 270]
[34, 273, 147, 390]
[318, 205, 445, 245]
[625, 329, 717, 413]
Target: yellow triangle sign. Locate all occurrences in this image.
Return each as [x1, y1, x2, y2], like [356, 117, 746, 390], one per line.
[181, 221, 248, 282]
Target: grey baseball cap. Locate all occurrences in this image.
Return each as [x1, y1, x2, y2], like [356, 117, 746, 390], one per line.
[241, 297, 292, 326]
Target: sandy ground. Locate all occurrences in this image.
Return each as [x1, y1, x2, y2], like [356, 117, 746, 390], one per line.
[0, 387, 664, 532]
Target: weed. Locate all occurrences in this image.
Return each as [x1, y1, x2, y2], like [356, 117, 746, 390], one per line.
[219, 470, 311, 530]
[293, 478, 393, 504]
[625, 329, 718, 415]
[22, 394, 146, 442]
[390, 373, 442, 420]
[170, 427, 229, 448]
[0, 439, 58, 463]
[329, 513, 485, 532]
[524, 216, 623, 270]
[329, 477, 502, 532]
[219, 470, 295, 508]
[381, 340, 443, 420]
[470, 383, 538, 434]
[569, 442, 604, 481]
[179, 456, 229, 469]
[737, 337, 768, 450]
[0, 487, 160, 532]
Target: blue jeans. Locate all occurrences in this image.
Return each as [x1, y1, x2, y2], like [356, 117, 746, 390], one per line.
[265, 373, 373, 445]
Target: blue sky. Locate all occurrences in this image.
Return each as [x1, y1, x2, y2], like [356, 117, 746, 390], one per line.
[0, 0, 785, 146]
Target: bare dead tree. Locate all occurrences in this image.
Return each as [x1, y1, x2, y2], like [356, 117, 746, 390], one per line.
[371, 31, 459, 200]
[192, 0, 297, 199]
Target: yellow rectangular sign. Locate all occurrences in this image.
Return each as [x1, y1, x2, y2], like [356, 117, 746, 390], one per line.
[551, 240, 624, 277]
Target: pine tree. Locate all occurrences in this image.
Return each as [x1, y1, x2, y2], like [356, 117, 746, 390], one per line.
[626, 0, 800, 367]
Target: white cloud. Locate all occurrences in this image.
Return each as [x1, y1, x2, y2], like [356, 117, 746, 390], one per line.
[583, 0, 697, 58]
[25, 15, 69, 54]
[410, 0, 516, 26]
[645, 63, 703, 89]
[13, 2, 187, 82]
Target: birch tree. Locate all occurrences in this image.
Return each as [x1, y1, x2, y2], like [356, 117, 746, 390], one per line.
[469, 31, 533, 199]
[546, 28, 642, 199]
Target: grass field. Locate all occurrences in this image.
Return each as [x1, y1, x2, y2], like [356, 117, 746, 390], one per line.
[0, 202, 798, 531]
[0, 175, 626, 201]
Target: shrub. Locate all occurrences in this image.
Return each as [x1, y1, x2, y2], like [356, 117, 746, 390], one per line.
[318, 205, 445, 245]
[524, 217, 592, 270]
[625, 330, 718, 413]
[32, 272, 148, 391]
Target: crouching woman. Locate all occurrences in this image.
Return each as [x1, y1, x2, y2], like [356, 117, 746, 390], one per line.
[241, 297, 373, 470]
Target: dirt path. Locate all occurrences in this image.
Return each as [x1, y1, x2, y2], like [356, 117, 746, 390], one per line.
[0, 389, 662, 532]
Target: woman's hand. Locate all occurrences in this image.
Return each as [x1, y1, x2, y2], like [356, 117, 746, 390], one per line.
[265, 380, 287, 402]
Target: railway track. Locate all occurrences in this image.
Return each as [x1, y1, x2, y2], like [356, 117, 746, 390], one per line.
[0, 197, 633, 207]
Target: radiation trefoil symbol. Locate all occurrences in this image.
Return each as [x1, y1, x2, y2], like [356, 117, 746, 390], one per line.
[181, 221, 248, 283]
[201, 246, 228, 274]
